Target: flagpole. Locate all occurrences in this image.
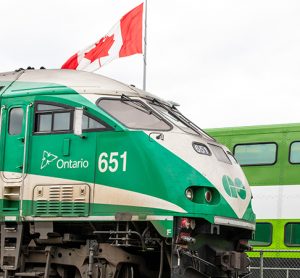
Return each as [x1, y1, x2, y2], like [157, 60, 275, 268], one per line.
[143, 0, 148, 91]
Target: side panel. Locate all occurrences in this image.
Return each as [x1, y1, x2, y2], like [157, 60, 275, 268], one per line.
[21, 96, 99, 217]
[212, 132, 284, 186]
[0, 99, 31, 214]
[1, 104, 26, 181]
[282, 131, 300, 184]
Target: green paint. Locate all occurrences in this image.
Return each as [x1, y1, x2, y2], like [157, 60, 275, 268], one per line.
[206, 124, 300, 259]
[0, 76, 255, 242]
[151, 220, 173, 237]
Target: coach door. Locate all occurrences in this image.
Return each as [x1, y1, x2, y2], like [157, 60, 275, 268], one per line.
[1, 104, 28, 181]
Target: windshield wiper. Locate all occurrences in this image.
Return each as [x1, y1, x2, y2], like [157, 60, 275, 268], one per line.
[151, 98, 202, 135]
[151, 98, 215, 140]
[172, 109, 215, 141]
[121, 94, 152, 115]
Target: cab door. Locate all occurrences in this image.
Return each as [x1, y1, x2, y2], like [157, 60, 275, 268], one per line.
[2, 105, 27, 181]
[1, 102, 31, 212]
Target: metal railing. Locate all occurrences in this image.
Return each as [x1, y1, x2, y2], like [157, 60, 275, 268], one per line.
[247, 250, 300, 278]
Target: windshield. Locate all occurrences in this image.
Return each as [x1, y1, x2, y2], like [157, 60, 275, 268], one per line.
[97, 98, 171, 131]
[149, 103, 198, 135]
[148, 100, 214, 140]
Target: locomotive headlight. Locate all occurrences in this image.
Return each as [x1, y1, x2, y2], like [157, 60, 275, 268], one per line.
[185, 186, 219, 204]
[185, 188, 194, 200]
[204, 189, 212, 203]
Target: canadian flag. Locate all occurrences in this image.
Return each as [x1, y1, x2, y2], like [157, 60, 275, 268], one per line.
[61, 3, 143, 71]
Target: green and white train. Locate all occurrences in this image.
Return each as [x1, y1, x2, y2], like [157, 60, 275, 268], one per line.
[0, 69, 255, 277]
[207, 124, 300, 273]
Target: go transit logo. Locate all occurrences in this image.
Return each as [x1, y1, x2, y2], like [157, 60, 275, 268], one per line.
[222, 175, 246, 200]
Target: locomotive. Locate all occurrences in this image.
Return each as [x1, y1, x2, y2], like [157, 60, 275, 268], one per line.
[0, 69, 255, 277]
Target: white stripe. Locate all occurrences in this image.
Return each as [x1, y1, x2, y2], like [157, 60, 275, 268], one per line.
[93, 183, 187, 213]
[214, 216, 255, 230]
[76, 43, 96, 71]
[76, 22, 123, 72]
[24, 215, 173, 222]
[5, 216, 17, 221]
[100, 22, 123, 66]
[251, 184, 300, 219]
[2, 173, 186, 214]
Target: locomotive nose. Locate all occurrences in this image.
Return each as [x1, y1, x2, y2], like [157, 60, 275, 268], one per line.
[153, 130, 253, 220]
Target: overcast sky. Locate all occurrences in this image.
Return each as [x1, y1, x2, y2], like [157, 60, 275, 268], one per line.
[1, 0, 300, 128]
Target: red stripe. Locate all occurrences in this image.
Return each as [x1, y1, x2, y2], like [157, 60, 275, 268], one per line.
[84, 35, 115, 65]
[119, 3, 143, 57]
[61, 53, 79, 69]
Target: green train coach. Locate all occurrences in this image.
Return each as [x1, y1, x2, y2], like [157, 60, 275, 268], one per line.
[206, 124, 300, 273]
[0, 69, 255, 277]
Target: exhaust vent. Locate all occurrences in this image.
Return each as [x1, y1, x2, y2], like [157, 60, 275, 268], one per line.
[33, 184, 90, 217]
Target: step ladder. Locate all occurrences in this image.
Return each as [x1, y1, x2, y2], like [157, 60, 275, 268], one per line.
[2, 184, 21, 211]
[3, 185, 21, 199]
[0, 222, 23, 271]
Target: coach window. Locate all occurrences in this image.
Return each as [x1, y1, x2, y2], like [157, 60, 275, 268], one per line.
[233, 143, 277, 166]
[250, 223, 272, 246]
[35, 103, 73, 133]
[9, 108, 23, 135]
[289, 142, 300, 164]
[285, 223, 300, 246]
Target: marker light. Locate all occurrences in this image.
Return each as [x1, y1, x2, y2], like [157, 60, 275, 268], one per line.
[237, 239, 252, 252]
[185, 188, 194, 200]
[180, 218, 191, 229]
[192, 142, 211, 156]
[179, 218, 196, 230]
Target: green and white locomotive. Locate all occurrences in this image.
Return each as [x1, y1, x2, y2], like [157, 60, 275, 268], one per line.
[0, 69, 255, 277]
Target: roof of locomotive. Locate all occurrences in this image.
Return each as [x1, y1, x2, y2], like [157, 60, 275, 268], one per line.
[0, 69, 160, 100]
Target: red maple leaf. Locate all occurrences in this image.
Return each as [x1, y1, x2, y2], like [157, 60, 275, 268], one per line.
[84, 34, 115, 65]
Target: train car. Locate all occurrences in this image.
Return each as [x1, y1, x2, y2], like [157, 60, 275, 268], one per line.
[206, 124, 300, 275]
[0, 69, 255, 278]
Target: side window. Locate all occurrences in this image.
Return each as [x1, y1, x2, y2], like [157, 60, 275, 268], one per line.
[289, 142, 300, 164]
[285, 223, 300, 246]
[250, 223, 272, 246]
[35, 103, 73, 133]
[9, 108, 23, 135]
[82, 114, 107, 130]
[233, 143, 277, 166]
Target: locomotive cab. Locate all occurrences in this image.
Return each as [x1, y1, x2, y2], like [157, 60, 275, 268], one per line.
[0, 69, 255, 278]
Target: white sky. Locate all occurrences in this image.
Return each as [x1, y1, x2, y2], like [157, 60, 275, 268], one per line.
[1, 0, 300, 128]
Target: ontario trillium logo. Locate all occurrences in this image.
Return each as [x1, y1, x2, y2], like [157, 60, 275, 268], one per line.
[40, 150, 89, 170]
[40, 151, 58, 170]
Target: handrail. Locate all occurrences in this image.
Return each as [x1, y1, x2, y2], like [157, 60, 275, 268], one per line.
[0, 105, 6, 179]
[20, 103, 33, 216]
[0, 105, 6, 136]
